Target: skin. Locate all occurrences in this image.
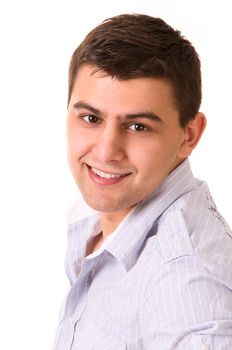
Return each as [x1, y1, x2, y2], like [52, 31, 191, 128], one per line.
[67, 64, 206, 248]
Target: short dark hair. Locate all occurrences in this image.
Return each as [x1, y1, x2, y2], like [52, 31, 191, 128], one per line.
[68, 14, 202, 127]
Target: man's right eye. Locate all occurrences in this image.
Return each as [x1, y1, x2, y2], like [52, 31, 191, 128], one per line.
[82, 115, 99, 123]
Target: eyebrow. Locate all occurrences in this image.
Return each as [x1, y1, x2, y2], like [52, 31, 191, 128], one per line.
[73, 101, 163, 123]
[73, 101, 101, 116]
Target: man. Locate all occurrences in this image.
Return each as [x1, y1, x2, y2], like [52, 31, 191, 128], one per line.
[53, 14, 232, 349]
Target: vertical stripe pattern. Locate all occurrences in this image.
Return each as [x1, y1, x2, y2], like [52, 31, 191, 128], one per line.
[53, 159, 232, 350]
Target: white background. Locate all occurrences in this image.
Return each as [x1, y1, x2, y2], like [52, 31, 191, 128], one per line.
[0, 0, 231, 349]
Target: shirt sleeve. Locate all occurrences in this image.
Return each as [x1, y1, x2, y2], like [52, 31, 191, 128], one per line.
[142, 255, 232, 350]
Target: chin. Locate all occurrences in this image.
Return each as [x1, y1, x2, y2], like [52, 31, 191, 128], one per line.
[87, 203, 120, 213]
[84, 195, 130, 213]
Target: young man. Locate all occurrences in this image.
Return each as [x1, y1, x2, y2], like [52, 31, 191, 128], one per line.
[53, 14, 232, 349]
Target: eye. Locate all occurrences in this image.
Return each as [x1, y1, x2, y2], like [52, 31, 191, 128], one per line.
[82, 115, 99, 123]
[128, 123, 148, 132]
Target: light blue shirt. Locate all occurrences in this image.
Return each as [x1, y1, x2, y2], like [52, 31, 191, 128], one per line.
[53, 159, 232, 349]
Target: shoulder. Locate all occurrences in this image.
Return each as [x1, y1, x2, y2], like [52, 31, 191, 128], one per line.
[140, 186, 232, 335]
[139, 180, 232, 308]
[145, 181, 232, 270]
[141, 207, 232, 343]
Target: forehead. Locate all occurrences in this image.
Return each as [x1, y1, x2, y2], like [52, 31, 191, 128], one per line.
[70, 65, 178, 117]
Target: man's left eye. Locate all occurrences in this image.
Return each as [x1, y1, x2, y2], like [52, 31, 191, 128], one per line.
[129, 123, 148, 132]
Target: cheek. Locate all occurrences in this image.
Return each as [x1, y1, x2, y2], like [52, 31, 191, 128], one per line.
[129, 139, 179, 176]
[128, 142, 161, 173]
[67, 128, 89, 158]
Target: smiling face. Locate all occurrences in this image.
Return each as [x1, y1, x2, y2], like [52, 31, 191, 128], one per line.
[67, 65, 200, 218]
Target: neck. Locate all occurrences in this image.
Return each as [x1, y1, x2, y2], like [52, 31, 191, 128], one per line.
[99, 208, 132, 237]
[86, 207, 135, 256]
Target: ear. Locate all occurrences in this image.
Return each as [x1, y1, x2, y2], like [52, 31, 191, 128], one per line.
[178, 112, 207, 158]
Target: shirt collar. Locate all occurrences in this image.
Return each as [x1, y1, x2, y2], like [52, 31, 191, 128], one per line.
[67, 158, 196, 274]
[104, 158, 197, 271]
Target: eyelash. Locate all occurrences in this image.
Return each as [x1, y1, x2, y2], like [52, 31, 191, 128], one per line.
[82, 115, 100, 124]
[128, 123, 149, 132]
[81, 114, 150, 132]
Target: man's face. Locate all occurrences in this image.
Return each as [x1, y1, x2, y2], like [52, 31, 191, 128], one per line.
[67, 65, 187, 216]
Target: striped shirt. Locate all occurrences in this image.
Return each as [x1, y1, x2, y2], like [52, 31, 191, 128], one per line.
[53, 159, 232, 349]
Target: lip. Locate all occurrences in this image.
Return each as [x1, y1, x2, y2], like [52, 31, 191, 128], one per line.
[86, 164, 130, 186]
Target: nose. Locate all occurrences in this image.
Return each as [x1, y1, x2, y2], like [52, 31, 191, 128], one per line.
[92, 123, 126, 163]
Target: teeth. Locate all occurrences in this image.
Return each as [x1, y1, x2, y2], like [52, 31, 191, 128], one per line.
[91, 167, 122, 179]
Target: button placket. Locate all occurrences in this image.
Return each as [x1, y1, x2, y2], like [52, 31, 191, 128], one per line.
[70, 263, 95, 324]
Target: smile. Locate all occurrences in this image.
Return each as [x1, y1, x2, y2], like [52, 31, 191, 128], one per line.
[91, 167, 124, 179]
